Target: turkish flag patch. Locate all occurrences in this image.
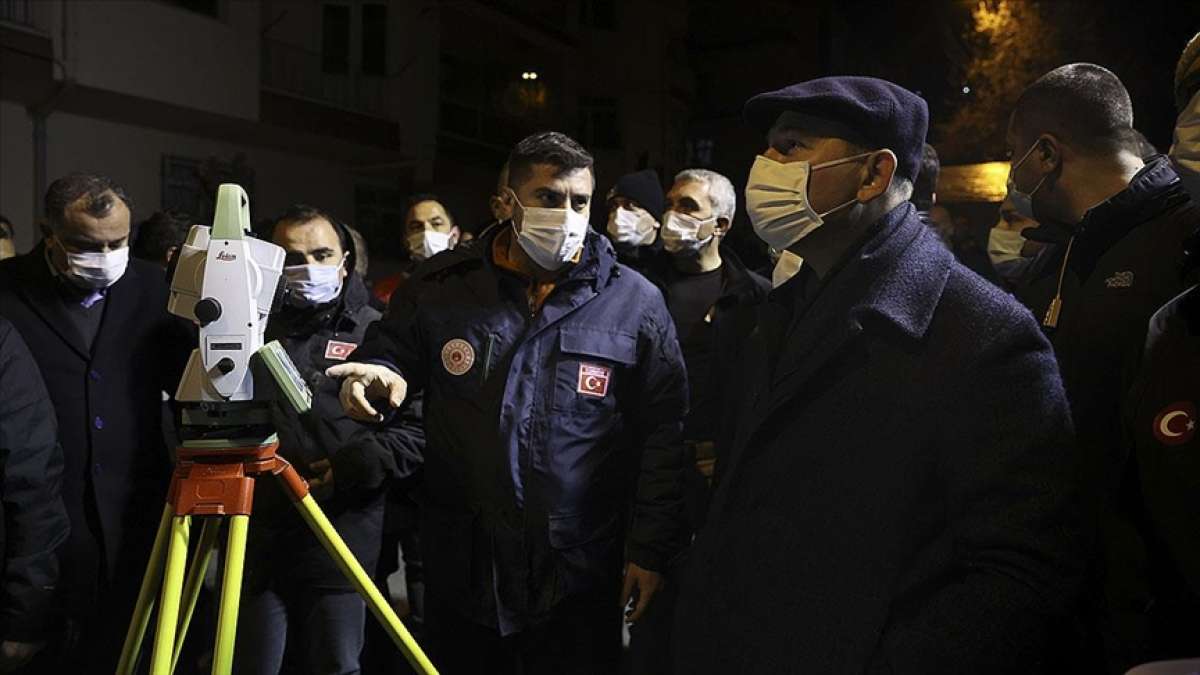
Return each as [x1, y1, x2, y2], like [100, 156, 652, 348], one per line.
[324, 340, 358, 361]
[577, 363, 611, 398]
[1153, 401, 1197, 447]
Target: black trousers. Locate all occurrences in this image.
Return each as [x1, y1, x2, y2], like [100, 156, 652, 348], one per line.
[424, 592, 623, 675]
[234, 586, 366, 675]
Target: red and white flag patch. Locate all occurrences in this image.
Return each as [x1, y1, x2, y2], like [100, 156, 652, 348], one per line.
[324, 340, 358, 361]
[1153, 401, 1197, 447]
[577, 363, 611, 398]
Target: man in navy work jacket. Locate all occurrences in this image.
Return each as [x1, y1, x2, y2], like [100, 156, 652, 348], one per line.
[673, 77, 1085, 675]
[328, 131, 690, 675]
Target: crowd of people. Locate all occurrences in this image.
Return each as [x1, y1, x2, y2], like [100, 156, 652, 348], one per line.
[1, 33, 1200, 675]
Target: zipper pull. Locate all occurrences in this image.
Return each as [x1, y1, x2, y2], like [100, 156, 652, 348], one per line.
[483, 334, 496, 382]
[1043, 296, 1062, 329]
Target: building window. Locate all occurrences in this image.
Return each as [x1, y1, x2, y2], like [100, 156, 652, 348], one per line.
[362, 3, 387, 76]
[579, 0, 617, 30]
[578, 96, 620, 150]
[161, 154, 255, 224]
[0, 0, 34, 26]
[322, 4, 351, 74]
[355, 184, 407, 259]
[159, 0, 221, 19]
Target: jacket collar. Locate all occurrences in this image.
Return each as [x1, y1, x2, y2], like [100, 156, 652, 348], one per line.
[271, 272, 373, 337]
[645, 245, 770, 308]
[1071, 155, 1189, 276]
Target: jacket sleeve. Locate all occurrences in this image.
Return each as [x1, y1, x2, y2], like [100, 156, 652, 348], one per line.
[331, 392, 426, 496]
[624, 295, 690, 572]
[0, 322, 70, 641]
[868, 316, 1086, 674]
[354, 280, 429, 393]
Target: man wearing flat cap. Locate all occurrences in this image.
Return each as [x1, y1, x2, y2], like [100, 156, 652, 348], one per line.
[673, 76, 1085, 674]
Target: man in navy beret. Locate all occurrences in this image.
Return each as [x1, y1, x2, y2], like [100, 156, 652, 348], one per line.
[672, 76, 1086, 674]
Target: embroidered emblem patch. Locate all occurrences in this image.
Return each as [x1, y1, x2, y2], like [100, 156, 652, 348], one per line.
[441, 339, 475, 376]
[324, 340, 358, 361]
[1105, 271, 1134, 288]
[1153, 401, 1196, 447]
[577, 363, 611, 398]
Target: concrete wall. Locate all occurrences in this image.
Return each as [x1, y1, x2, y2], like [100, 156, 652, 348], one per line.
[58, 0, 261, 120]
[0, 101, 37, 253]
[0, 108, 359, 253]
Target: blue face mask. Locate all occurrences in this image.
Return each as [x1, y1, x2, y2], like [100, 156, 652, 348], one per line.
[1006, 141, 1048, 221]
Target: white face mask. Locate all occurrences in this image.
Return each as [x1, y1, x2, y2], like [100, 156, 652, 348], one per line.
[284, 258, 344, 306]
[660, 210, 717, 255]
[606, 206, 658, 247]
[510, 189, 590, 271]
[744, 152, 870, 251]
[59, 241, 129, 289]
[772, 249, 805, 288]
[987, 228, 1027, 266]
[1170, 89, 1200, 204]
[407, 229, 453, 262]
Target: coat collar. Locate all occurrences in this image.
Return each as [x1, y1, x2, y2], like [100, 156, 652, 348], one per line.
[722, 203, 954, 489]
[767, 201, 952, 410]
[13, 242, 143, 361]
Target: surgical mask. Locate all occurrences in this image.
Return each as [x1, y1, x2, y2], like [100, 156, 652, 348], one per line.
[772, 249, 804, 288]
[58, 240, 129, 289]
[284, 259, 344, 306]
[660, 210, 716, 255]
[607, 206, 657, 247]
[745, 153, 870, 251]
[987, 228, 1026, 266]
[407, 229, 452, 262]
[510, 189, 589, 271]
[1170, 89, 1200, 204]
[1006, 141, 1048, 221]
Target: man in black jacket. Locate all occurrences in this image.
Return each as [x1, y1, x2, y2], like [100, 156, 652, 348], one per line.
[674, 76, 1083, 675]
[602, 169, 665, 271]
[0, 317, 69, 673]
[329, 131, 690, 675]
[0, 173, 192, 673]
[1006, 64, 1200, 673]
[630, 168, 769, 674]
[235, 205, 424, 675]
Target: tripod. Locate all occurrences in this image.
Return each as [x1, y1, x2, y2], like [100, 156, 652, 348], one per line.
[115, 438, 438, 675]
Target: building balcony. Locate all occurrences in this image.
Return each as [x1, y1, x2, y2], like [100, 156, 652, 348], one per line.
[261, 38, 393, 119]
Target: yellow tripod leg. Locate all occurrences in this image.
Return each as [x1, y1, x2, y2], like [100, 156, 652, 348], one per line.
[292, 494, 439, 675]
[170, 517, 221, 674]
[148, 516, 192, 675]
[116, 503, 175, 675]
[211, 515, 249, 675]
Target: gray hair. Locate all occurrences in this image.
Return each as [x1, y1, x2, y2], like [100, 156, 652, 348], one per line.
[674, 168, 736, 223]
[860, 176, 914, 224]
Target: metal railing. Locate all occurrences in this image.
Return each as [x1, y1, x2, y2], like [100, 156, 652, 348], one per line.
[261, 38, 390, 117]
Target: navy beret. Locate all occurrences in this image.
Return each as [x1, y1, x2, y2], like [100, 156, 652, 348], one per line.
[743, 76, 929, 183]
[611, 169, 665, 220]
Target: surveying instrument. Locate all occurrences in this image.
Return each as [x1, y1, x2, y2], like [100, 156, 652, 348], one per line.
[115, 185, 438, 675]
